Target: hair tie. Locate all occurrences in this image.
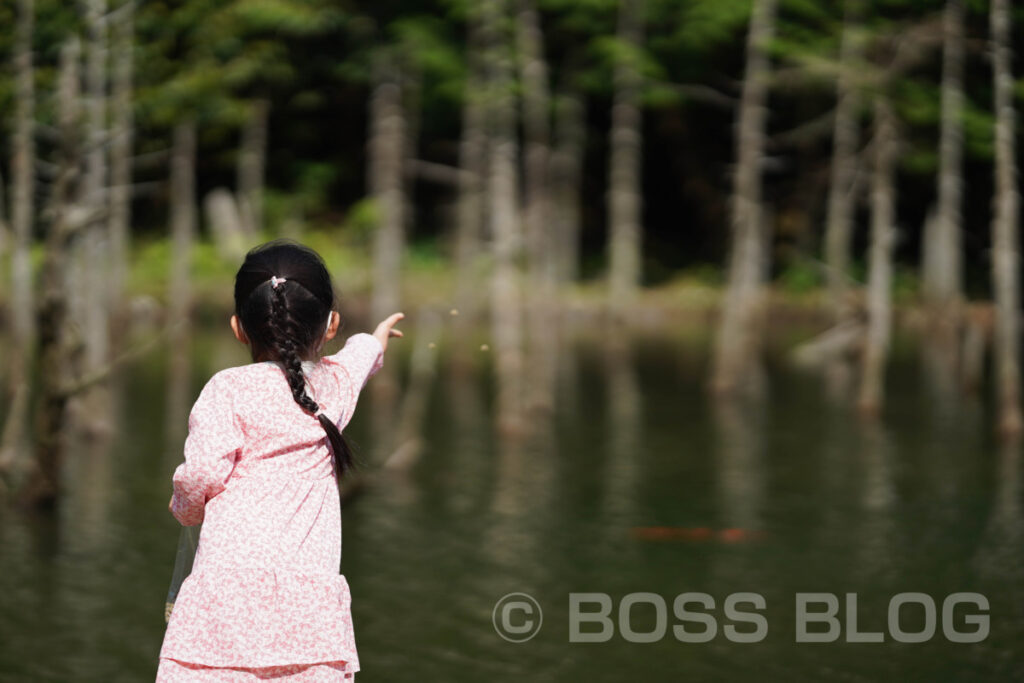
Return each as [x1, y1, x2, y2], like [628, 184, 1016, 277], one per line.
[270, 275, 286, 289]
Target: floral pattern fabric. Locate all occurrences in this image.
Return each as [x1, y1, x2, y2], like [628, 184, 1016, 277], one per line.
[158, 333, 384, 681]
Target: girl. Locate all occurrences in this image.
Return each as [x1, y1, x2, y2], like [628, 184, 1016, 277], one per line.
[157, 241, 403, 681]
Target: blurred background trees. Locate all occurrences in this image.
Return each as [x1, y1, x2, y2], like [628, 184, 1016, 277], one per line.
[0, 0, 1023, 506]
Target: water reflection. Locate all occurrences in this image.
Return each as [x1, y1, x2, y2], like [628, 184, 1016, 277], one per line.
[1, 324, 1023, 681]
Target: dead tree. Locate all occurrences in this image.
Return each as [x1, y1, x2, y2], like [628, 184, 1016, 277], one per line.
[711, 0, 778, 395]
[607, 0, 645, 314]
[990, 0, 1022, 438]
[857, 96, 898, 417]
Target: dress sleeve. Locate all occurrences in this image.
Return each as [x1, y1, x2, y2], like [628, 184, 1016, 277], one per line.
[322, 332, 385, 399]
[169, 372, 244, 526]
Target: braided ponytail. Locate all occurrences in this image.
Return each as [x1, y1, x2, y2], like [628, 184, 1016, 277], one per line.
[235, 240, 357, 484]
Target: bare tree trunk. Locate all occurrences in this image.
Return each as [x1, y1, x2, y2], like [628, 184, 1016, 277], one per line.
[108, 0, 133, 307]
[857, 96, 897, 417]
[483, 0, 524, 433]
[711, 0, 778, 396]
[990, 0, 1022, 438]
[81, 0, 109, 370]
[22, 39, 82, 508]
[237, 98, 269, 235]
[551, 89, 585, 284]
[824, 0, 861, 315]
[169, 122, 197, 326]
[607, 0, 644, 314]
[10, 0, 36, 357]
[517, 0, 557, 412]
[922, 0, 964, 312]
[517, 0, 552, 292]
[367, 58, 406, 325]
[454, 8, 487, 321]
[401, 64, 421, 244]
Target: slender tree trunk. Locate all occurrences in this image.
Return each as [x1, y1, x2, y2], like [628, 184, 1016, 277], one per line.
[517, 0, 557, 412]
[401, 65, 421, 244]
[922, 0, 965, 312]
[824, 0, 861, 315]
[165, 122, 197, 470]
[169, 122, 197, 327]
[11, 0, 36, 357]
[109, 0, 133, 306]
[23, 39, 82, 508]
[710, 0, 778, 395]
[367, 57, 406, 324]
[551, 89, 585, 284]
[990, 0, 1022, 438]
[81, 0, 109, 370]
[607, 0, 644, 314]
[858, 96, 897, 417]
[455, 9, 487, 320]
[237, 98, 269, 235]
[517, 0, 552, 292]
[483, 0, 524, 433]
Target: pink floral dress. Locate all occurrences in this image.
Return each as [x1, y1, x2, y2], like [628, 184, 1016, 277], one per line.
[157, 333, 384, 682]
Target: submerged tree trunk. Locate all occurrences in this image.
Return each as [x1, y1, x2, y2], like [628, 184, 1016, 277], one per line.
[237, 98, 269, 236]
[454, 9, 487, 320]
[22, 39, 82, 508]
[169, 122, 197, 328]
[518, 0, 557, 412]
[551, 89, 585, 285]
[367, 58, 406, 324]
[10, 0, 36, 359]
[824, 1, 861, 315]
[607, 0, 644, 314]
[857, 96, 898, 417]
[81, 0, 109, 370]
[922, 0, 965, 312]
[711, 0, 778, 396]
[483, 0, 524, 433]
[109, 0, 133, 306]
[517, 0, 552, 292]
[990, 0, 1022, 438]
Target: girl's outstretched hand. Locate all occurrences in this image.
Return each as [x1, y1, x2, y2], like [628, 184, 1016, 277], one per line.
[373, 312, 405, 353]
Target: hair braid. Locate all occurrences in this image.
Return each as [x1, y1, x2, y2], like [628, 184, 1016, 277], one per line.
[269, 283, 320, 415]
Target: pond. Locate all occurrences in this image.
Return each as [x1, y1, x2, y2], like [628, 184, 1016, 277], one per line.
[0, 322, 1021, 682]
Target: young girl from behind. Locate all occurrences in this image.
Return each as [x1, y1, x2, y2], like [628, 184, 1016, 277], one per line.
[158, 241, 403, 681]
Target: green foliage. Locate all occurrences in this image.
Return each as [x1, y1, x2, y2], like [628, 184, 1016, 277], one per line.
[778, 259, 822, 294]
[342, 198, 380, 248]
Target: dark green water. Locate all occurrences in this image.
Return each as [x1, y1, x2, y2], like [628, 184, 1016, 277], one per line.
[1, 326, 1022, 682]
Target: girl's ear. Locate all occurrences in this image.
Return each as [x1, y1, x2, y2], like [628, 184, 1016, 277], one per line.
[230, 315, 249, 345]
[324, 311, 340, 342]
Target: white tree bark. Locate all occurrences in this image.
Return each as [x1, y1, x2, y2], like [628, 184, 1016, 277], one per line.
[10, 0, 36, 355]
[80, 0, 109, 369]
[858, 96, 897, 417]
[169, 121, 197, 327]
[483, 0, 524, 432]
[607, 0, 644, 314]
[237, 98, 269, 235]
[109, 0, 133, 304]
[551, 89, 585, 284]
[824, 1, 861, 315]
[367, 58, 406, 324]
[922, 0, 964, 311]
[990, 0, 1022, 438]
[454, 7, 487, 320]
[711, 0, 778, 395]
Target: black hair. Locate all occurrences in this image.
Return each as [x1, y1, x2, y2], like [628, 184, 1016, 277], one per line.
[234, 239, 354, 482]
